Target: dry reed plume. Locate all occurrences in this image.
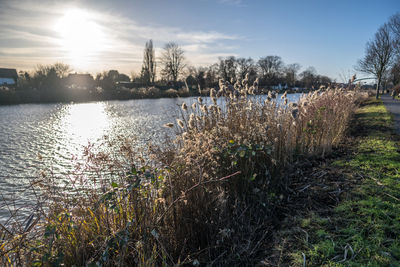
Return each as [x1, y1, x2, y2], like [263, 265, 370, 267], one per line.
[0, 77, 366, 266]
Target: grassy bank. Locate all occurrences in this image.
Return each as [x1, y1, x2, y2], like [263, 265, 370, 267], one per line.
[0, 82, 364, 266]
[273, 98, 400, 266]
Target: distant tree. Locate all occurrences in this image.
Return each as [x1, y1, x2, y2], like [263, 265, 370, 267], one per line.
[42, 67, 59, 90]
[258, 56, 284, 86]
[160, 42, 186, 82]
[130, 71, 139, 82]
[339, 69, 354, 84]
[218, 56, 237, 82]
[140, 40, 156, 84]
[17, 71, 31, 90]
[316, 75, 332, 87]
[34, 64, 51, 78]
[205, 63, 219, 89]
[53, 62, 72, 78]
[357, 24, 396, 98]
[186, 66, 207, 92]
[32, 64, 64, 90]
[95, 73, 102, 85]
[390, 59, 400, 86]
[107, 70, 120, 82]
[300, 67, 317, 89]
[381, 70, 391, 91]
[388, 13, 400, 87]
[284, 63, 301, 87]
[118, 73, 131, 82]
[236, 57, 255, 80]
[96, 70, 120, 90]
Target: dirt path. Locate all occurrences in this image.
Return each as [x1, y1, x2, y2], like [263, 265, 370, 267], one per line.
[381, 94, 400, 134]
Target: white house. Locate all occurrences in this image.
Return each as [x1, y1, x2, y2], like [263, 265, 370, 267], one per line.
[0, 68, 18, 86]
[271, 83, 288, 90]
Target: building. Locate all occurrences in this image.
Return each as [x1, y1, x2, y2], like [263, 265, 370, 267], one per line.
[0, 68, 18, 86]
[271, 83, 288, 90]
[65, 73, 95, 89]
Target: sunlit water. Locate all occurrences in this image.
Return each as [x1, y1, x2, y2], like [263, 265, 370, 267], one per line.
[0, 94, 301, 221]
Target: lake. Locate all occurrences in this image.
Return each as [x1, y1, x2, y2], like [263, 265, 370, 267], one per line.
[0, 94, 301, 221]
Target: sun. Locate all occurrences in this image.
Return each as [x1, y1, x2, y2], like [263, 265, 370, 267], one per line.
[55, 9, 105, 69]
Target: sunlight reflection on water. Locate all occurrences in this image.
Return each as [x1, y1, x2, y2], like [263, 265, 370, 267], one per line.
[64, 102, 111, 150]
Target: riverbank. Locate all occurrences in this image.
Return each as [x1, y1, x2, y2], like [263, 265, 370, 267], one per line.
[270, 97, 400, 266]
[0, 86, 199, 105]
[0, 88, 365, 265]
[0, 86, 307, 106]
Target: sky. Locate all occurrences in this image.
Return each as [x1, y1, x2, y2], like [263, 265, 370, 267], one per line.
[0, 0, 398, 81]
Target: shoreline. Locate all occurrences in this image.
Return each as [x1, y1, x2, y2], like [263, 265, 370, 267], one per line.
[0, 87, 308, 106]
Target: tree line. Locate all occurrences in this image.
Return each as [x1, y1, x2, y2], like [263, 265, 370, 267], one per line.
[11, 41, 336, 95]
[137, 41, 332, 90]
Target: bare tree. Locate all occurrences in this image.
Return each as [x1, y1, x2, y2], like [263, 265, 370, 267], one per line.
[357, 24, 396, 98]
[258, 56, 284, 85]
[218, 56, 237, 82]
[33, 64, 70, 90]
[284, 63, 301, 87]
[160, 42, 186, 82]
[130, 71, 139, 82]
[141, 40, 156, 84]
[205, 63, 219, 88]
[300, 66, 317, 89]
[390, 59, 400, 86]
[186, 66, 207, 92]
[389, 13, 400, 52]
[315, 75, 332, 87]
[53, 63, 72, 78]
[236, 57, 255, 80]
[35, 63, 71, 79]
[388, 13, 400, 89]
[339, 69, 353, 84]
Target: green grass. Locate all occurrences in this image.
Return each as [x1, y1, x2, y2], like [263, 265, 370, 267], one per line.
[290, 98, 400, 266]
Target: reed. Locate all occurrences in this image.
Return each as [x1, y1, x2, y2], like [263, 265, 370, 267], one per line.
[0, 78, 366, 266]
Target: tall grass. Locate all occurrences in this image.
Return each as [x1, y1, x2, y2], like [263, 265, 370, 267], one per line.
[0, 78, 366, 266]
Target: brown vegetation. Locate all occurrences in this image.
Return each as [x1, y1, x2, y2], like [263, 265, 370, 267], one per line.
[0, 78, 366, 266]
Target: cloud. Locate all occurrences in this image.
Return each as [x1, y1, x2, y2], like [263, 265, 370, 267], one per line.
[218, 0, 245, 7]
[176, 31, 239, 43]
[0, 0, 240, 73]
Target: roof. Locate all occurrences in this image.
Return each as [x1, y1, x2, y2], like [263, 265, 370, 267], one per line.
[68, 73, 92, 78]
[66, 73, 94, 86]
[0, 68, 18, 79]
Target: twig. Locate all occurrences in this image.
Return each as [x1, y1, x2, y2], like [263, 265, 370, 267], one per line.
[384, 192, 400, 202]
[156, 171, 241, 224]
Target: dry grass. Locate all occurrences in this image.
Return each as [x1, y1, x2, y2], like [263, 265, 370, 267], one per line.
[0, 78, 366, 266]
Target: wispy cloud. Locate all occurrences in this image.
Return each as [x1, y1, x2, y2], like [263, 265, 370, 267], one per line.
[176, 31, 239, 43]
[218, 0, 245, 7]
[0, 0, 241, 73]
